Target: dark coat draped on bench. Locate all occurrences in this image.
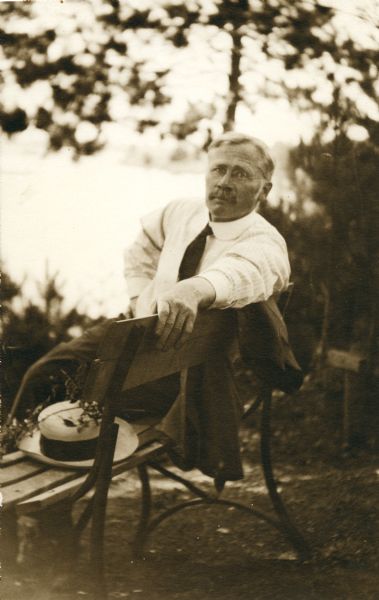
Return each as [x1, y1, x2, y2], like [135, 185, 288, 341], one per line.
[158, 297, 303, 482]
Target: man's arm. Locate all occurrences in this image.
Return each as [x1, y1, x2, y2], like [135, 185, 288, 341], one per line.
[124, 205, 166, 313]
[154, 230, 290, 349]
[124, 297, 138, 319]
[199, 235, 290, 308]
[155, 277, 216, 350]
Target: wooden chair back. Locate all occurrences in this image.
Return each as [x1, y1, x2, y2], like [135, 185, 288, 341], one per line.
[84, 285, 294, 411]
[85, 309, 236, 410]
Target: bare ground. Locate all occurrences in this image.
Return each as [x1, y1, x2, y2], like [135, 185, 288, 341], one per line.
[2, 384, 379, 600]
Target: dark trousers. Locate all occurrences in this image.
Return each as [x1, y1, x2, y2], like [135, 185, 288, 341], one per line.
[10, 320, 180, 422]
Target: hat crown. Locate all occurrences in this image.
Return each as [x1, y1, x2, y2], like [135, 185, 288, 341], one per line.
[38, 401, 99, 442]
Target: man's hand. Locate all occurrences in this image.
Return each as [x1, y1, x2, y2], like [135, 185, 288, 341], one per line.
[155, 278, 216, 350]
[125, 297, 138, 319]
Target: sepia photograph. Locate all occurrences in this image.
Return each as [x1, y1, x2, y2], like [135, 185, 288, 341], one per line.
[1, 1, 378, 599]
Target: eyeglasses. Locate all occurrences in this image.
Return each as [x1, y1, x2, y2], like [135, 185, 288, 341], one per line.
[210, 165, 267, 181]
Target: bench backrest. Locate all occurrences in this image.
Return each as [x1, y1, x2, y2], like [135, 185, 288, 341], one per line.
[85, 309, 235, 409]
[84, 286, 294, 410]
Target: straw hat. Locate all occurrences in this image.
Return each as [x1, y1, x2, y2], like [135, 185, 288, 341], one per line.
[18, 401, 138, 469]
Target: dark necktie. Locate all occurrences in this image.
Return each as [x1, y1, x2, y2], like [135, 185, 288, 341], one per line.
[178, 223, 213, 281]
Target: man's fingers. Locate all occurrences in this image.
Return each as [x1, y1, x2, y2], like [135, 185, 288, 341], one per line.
[156, 301, 180, 349]
[129, 297, 138, 318]
[160, 312, 188, 351]
[157, 318, 177, 349]
[174, 316, 195, 349]
[155, 302, 170, 337]
[155, 300, 196, 351]
[155, 285, 200, 350]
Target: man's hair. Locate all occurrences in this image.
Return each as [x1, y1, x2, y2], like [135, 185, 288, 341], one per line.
[208, 132, 274, 181]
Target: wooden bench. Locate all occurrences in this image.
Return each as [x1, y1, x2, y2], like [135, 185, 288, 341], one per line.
[2, 424, 167, 521]
[1, 420, 169, 575]
[2, 309, 310, 597]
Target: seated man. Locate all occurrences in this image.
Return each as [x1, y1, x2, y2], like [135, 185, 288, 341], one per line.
[10, 132, 290, 422]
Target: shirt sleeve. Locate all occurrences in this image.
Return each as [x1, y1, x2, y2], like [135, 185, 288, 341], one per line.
[197, 230, 291, 308]
[124, 205, 166, 298]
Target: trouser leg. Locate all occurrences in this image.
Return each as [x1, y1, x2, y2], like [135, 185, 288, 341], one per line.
[10, 319, 180, 422]
[9, 320, 114, 421]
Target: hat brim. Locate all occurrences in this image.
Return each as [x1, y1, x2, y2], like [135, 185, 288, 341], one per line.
[18, 418, 139, 470]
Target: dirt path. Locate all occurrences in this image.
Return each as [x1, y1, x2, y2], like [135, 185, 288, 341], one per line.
[3, 384, 379, 600]
[3, 452, 378, 600]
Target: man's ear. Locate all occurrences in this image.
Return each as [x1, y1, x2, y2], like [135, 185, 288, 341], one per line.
[263, 181, 272, 198]
[258, 181, 272, 206]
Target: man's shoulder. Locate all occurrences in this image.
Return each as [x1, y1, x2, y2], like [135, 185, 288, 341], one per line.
[249, 211, 274, 229]
[247, 211, 278, 233]
[244, 212, 287, 247]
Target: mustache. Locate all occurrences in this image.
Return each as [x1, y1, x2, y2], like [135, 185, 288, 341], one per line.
[209, 188, 235, 201]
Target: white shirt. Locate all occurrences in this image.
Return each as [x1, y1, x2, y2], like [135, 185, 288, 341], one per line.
[124, 199, 290, 318]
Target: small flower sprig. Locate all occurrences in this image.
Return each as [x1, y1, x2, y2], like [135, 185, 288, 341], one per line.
[1, 362, 104, 455]
[1, 401, 47, 456]
[62, 363, 103, 431]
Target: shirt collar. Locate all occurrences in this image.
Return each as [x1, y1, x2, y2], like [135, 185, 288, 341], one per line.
[209, 210, 256, 241]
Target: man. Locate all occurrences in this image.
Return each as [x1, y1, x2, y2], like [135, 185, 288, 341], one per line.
[10, 132, 290, 422]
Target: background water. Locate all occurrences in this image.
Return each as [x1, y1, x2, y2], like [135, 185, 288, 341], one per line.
[1, 137, 204, 318]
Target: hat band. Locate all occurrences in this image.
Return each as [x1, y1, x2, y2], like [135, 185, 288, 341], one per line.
[40, 435, 98, 462]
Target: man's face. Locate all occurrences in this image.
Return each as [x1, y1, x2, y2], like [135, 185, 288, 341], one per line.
[206, 144, 272, 222]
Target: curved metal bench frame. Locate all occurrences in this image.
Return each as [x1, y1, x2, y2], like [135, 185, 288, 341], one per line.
[65, 305, 309, 598]
[131, 387, 310, 561]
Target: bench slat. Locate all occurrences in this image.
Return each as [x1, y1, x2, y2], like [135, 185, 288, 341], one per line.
[0, 459, 47, 487]
[2, 423, 167, 513]
[3, 468, 81, 511]
[0, 420, 153, 481]
[17, 474, 87, 514]
[1, 451, 24, 466]
[17, 440, 168, 514]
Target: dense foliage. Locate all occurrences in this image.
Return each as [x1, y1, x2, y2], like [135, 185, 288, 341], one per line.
[1, 271, 103, 417]
[1, 1, 377, 154]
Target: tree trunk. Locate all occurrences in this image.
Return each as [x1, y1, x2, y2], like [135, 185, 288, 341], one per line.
[343, 164, 379, 451]
[343, 368, 367, 451]
[365, 192, 379, 449]
[224, 30, 242, 132]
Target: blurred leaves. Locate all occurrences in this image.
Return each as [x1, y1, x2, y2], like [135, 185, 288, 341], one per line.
[289, 129, 379, 371]
[0, 107, 27, 134]
[1, 1, 377, 153]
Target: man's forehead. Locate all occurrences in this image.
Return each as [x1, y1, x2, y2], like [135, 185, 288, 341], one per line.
[208, 144, 264, 168]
